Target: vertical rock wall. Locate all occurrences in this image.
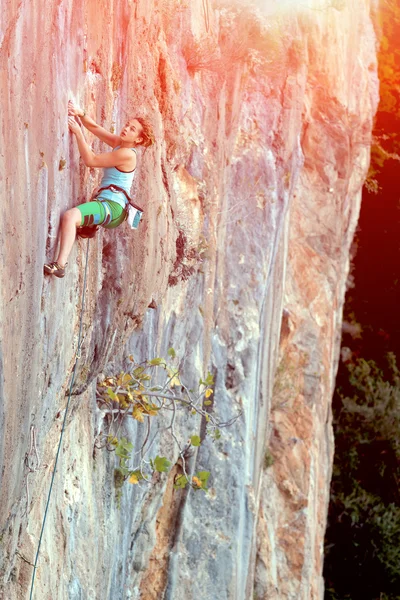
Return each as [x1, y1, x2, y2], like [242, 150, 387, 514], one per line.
[254, 6, 379, 597]
[0, 0, 378, 598]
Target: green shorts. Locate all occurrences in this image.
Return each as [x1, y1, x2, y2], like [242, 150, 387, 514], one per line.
[76, 198, 126, 229]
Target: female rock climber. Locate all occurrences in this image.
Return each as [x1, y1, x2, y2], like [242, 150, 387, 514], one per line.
[44, 100, 155, 278]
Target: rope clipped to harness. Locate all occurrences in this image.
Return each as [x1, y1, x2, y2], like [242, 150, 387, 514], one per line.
[29, 239, 90, 600]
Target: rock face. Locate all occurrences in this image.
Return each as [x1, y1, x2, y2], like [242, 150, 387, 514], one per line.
[0, 0, 378, 599]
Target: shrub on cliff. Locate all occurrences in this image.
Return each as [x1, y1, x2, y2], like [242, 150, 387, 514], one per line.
[94, 350, 240, 502]
[324, 354, 400, 599]
[365, 0, 400, 193]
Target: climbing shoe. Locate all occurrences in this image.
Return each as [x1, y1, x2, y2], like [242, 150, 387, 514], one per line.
[43, 261, 67, 278]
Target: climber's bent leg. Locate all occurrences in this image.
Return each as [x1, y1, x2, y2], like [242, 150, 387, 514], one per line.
[56, 207, 82, 267]
[77, 198, 126, 230]
[76, 200, 107, 228]
[45, 200, 126, 277]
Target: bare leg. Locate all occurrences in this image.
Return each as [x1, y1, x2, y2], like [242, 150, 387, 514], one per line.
[56, 208, 82, 267]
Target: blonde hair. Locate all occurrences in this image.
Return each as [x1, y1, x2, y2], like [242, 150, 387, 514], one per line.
[135, 117, 155, 148]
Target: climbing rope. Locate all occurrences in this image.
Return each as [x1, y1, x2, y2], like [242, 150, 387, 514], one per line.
[29, 239, 90, 600]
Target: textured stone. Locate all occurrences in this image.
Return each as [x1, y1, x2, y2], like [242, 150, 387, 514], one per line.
[0, 0, 378, 599]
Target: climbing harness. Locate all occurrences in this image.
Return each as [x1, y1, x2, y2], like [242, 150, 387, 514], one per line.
[29, 238, 90, 600]
[77, 185, 143, 239]
[98, 184, 144, 229]
[98, 184, 143, 212]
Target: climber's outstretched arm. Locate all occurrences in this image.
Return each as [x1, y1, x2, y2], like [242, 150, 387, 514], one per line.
[68, 118, 136, 170]
[68, 100, 120, 148]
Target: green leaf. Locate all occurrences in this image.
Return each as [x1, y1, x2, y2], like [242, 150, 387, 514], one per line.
[148, 357, 164, 366]
[153, 455, 171, 473]
[115, 437, 133, 460]
[174, 474, 189, 489]
[204, 400, 212, 406]
[115, 447, 130, 459]
[133, 367, 145, 378]
[205, 371, 214, 386]
[167, 347, 176, 358]
[117, 464, 130, 477]
[107, 387, 117, 401]
[196, 471, 210, 484]
[190, 435, 201, 447]
[120, 437, 133, 449]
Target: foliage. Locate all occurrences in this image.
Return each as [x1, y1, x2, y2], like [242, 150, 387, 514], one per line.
[376, 1, 400, 121]
[365, 0, 400, 185]
[324, 354, 400, 599]
[365, 139, 400, 195]
[95, 351, 240, 496]
[326, 6, 400, 597]
[263, 449, 275, 469]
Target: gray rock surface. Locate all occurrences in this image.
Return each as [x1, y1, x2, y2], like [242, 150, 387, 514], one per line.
[0, 0, 379, 598]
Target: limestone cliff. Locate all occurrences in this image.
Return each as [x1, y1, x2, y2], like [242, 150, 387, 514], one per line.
[0, 0, 379, 599]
